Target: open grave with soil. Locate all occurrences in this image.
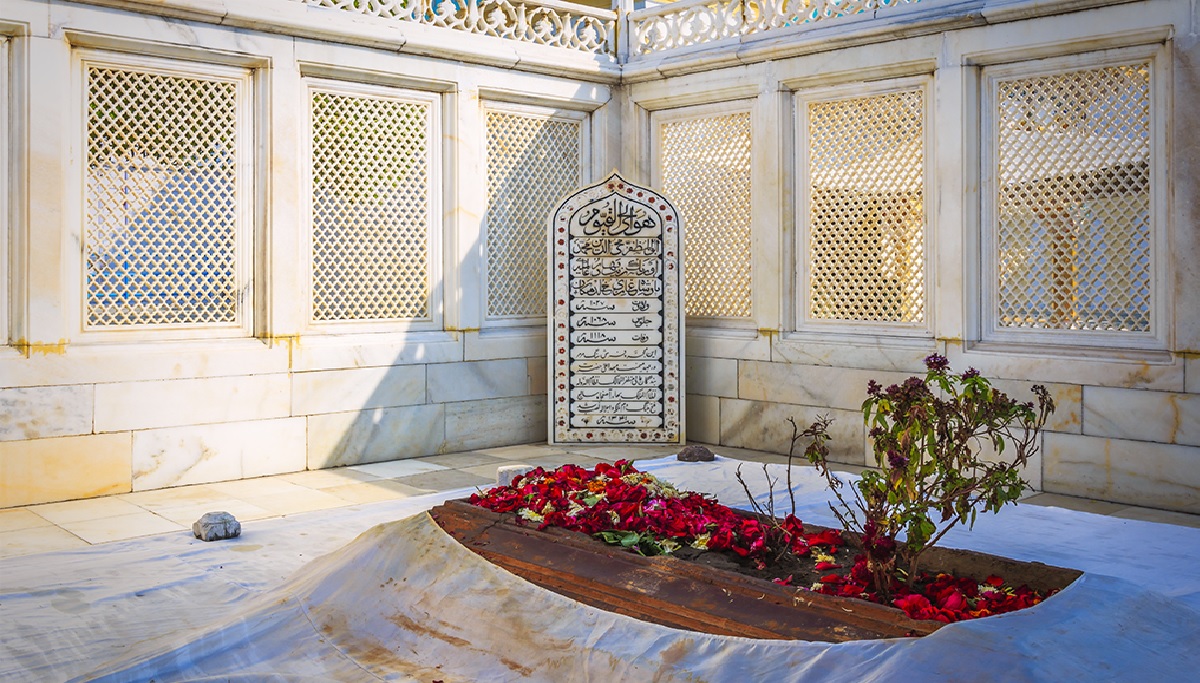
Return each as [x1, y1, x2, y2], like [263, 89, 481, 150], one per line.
[433, 461, 1081, 642]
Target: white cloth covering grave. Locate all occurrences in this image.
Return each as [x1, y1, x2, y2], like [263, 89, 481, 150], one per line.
[2, 456, 1199, 682]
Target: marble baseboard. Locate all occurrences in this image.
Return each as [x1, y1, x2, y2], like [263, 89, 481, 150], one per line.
[131, 418, 307, 491]
[1044, 432, 1200, 514]
[307, 404, 446, 469]
[1, 433, 132, 508]
[444, 396, 546, 452]
[1083, 386, 1200, 447]
[718, 398, 865, 465]
[685, 394, 719, 444]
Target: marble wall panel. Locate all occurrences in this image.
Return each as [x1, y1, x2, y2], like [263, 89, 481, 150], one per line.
[1083, 387, 1200, 447]
[94, 375, 291, 432]
[1, 433, 132, 508]
[0, 385, 93, 442]
[444, 396, 546, 452]
[0, 342, 290, 388]
[528, 358, 548, 397]
[738, 360, 911, 412]
[987, 378, 1081, 435]
[964, 432, 1044, 492]
[426, 359, 532, 404]
[1187, 356, 1200, 394]
[719, 398, 865, 464]
[290, 333, 463, 372]
[771, 337, 935, 374]
[292, 365, 426, 416]
[686, 394, 720, 444]
[685, 330, 771, 361]
[685, 356, 738, 398]
[1044, 433, 1200, 514]
[946, 342, 1183, 391]
[132, 418, 307, 491]
[465, 329, 547, 362]
[307, 404, 446, 469]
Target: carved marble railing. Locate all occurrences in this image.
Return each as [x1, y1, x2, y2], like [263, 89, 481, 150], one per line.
[292, 0, 616, 55]
[630, 0, 921, 55]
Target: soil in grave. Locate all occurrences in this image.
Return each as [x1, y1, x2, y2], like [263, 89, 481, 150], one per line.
[671, 540, 844, 588]
[664, 521, 1078, 617]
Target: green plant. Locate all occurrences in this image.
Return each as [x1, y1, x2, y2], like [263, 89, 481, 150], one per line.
[794, 354, 1055, 598]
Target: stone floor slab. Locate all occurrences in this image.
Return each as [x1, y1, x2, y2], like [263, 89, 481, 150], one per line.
[0, 508, 53, 533]
[392, 469, 493, 492]
[57, 512, 186, 544]
[323, 480, 429, 505]
[0, 525, 88, 558]
[348, 460, 448, 479]
[29, 497, 148, 526]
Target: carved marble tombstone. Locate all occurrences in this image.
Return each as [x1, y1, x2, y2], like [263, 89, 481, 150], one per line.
[548, 172, 684, 445]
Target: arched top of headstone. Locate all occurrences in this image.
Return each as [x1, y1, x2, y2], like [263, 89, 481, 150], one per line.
[548, 171, 685, 445]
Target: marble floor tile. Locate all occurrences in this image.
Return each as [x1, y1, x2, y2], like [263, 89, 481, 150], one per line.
[0, 526, 89, 558]
[58, 512, 186, 544]
[0, 508, 53, 533]
[28, 497, 148, 526]
[151, 499, 275, 527]
[460, 462, 515, 482]
[209, 478, 316, 499]
[117, 484, 235, 511]
[347, 460, 448, 479]
[1022, 493, 1127, 515]
[474, 444, 572, 460]
[1109, 506, 1200, 529]
[322, 480, 429, 505]
[391, 469, 493, 492]
[413, 452, 506, 469]
[252, 489, 350, 517]
[276, 468, 383, 490]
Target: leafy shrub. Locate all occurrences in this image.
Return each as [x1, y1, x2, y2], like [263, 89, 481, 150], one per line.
[794, 354, 1055, 597]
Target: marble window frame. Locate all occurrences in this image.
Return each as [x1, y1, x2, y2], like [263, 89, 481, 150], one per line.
[67, 46, 259, 343]
[790, 75, 935, 341]
[971, 42, 1172, 356]
[650, 98, 758, 332]
[299, 76, 445, 335]
[480, 98, 590, 331]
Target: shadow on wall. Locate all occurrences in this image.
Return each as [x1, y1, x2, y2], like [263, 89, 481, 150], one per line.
[307, 125, 567, 472]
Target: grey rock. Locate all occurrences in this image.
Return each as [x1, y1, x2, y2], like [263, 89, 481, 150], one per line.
[676, 445, 715, 462]
[192, 511, 242, 542]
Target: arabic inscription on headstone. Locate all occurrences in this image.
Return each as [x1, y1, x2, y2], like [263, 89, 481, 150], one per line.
[549, 172, 683, 444]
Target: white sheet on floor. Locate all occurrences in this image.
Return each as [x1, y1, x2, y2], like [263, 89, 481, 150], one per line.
[1, 455, 1198, 682]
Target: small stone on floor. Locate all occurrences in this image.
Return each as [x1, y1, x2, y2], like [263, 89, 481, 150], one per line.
[677, 445, 715, 462]
[193, 511, 241, 542]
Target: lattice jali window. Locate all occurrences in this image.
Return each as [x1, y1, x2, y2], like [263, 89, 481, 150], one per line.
[485, 107, 583, 320]
[992, 63, 1152, 333]
[84, 64, 244, 328]
[310, 87, 432, 322]
[658, 110, 752, 319]
[805, 88, 925, 324]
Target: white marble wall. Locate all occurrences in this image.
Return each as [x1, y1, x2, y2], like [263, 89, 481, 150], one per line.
[2, 0, 1198, 515]
[0, 0, 611, 507]
[642, 0, 1200, 513]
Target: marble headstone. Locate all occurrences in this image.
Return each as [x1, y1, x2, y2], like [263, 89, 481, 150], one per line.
[548, 172, 684, 445]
